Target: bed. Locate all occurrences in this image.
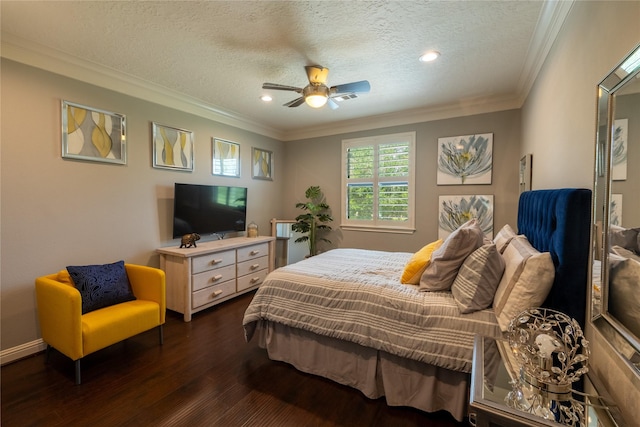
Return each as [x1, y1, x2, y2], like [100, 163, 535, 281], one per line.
[243, 188, 592, 421]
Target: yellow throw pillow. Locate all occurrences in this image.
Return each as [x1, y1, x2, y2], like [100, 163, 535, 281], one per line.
[401, 240, 444, 285]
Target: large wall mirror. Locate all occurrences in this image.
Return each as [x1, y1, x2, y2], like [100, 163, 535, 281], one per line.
[592, 42, 640, 376]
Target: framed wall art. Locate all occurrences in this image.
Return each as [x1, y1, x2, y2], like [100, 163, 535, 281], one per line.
[212, 138, 240, 177]
[612, 118, 628, 181]
[610, 193, 622, 226]
[437, 133, 493, 185]
[252, 147, 273, 180]
[61, 100, 126, 164]
[519, 153, 532, 194]
[438, 194, 494, 239]
[152, 122, 194, 171]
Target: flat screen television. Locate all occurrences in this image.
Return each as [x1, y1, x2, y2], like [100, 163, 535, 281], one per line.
[172, 183, 247, 239]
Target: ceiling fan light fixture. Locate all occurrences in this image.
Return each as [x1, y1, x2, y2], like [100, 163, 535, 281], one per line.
[419, 50, 440, 62]
[262, 66, 369, 109]
[303, 84, 329, 108]
[305, 94, 328, 108]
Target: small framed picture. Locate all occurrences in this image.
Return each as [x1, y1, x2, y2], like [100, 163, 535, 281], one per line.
[519, 154, 532, 193]
[61, 100, 126, 164]
[152, 122, 194, 172]
[252, 147, 273, 180]
[212, 138, 240, 177]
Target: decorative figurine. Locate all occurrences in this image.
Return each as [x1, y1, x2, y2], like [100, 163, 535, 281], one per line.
[180, 233, 201, 248]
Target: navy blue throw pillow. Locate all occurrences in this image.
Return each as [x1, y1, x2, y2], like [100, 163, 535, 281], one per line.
[67, 260, 136, 314]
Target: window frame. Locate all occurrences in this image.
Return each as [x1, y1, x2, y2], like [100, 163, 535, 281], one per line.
[341, 131, 416, 233]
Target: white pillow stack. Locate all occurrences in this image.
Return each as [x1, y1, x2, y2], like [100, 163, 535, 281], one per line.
[492, 236, 555, 331]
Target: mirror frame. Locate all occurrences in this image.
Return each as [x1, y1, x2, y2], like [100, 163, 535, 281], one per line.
[591, 42, 640, 376]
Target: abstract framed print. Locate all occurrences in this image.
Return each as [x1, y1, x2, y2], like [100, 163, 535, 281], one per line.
[252, 147, 273, 180]
[152, 122, 194, 172]
[62, 100, 126, 164]
[213, 138, 240, 177]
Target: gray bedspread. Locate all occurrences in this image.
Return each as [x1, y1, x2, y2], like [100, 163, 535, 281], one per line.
[243, 248, 502, 373]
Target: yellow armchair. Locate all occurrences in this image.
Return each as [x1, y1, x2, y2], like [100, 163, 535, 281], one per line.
[35, 264, 166, 384]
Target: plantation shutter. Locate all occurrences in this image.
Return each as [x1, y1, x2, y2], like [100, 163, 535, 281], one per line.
[342, 132, 415, 232]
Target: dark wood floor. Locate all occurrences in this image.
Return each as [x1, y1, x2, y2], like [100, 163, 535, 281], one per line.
[1, 291, 468, 426]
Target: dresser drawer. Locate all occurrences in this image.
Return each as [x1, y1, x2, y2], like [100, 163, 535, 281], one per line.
[237, 256, 268, 277]
[192, 264, 236, 292]
[192, 280, 235, 308]
[237, 268, 268, 292]
[191, 249, 235, 274]
[237, 243, 268, 263]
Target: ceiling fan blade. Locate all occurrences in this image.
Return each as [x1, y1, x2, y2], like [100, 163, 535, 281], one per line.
[283, 97, 305, 107]
[327, 98, 339, 110]
[262, 83, 303, 92]
[330, 80, 371, 94]
[305, 65, 329, 85]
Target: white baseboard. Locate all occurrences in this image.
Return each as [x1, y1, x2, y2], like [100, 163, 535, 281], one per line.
[1, 339, 46, 365]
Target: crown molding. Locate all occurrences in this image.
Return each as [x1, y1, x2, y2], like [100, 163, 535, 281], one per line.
[516, 0, 574, 105]
[1, 34, 286, 141]
[2, 0, 565, 144]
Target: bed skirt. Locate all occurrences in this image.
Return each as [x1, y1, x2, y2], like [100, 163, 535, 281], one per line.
[255, 320, 470, 422]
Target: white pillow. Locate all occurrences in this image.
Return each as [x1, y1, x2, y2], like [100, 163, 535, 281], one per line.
[493, 236, 555, 331]
[611, 245, 640, 263]
[493, 224, 517, 254]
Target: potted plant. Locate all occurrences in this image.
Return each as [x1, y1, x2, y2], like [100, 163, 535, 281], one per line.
[292, 186, 333, 257]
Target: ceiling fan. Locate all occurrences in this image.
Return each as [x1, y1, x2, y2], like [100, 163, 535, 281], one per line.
[262, 65, 371, 109]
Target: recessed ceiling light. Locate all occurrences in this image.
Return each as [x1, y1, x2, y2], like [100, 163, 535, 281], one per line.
[419, 50, 440, 62]
[260, 95, 273, 102]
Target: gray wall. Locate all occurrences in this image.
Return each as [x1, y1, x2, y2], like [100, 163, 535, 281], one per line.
[0, 59, 285, 349]
[282, 110, 521, 253]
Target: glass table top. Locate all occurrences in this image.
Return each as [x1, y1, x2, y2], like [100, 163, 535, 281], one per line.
[470, 336, 624, 427]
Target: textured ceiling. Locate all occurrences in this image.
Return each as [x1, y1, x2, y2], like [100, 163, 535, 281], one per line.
[1, 1, 567, 140]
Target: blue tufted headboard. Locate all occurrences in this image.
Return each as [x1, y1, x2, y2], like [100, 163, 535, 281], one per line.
[516, 188, 592, 327]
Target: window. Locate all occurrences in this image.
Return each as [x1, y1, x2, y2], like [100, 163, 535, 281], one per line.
[341, 132, 415, 232]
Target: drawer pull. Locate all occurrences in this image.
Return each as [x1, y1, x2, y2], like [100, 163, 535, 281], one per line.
[211, 274, 223, 282]
[211, 290, 223, 298]
[250, 250, 260, 255]
[250, 263, 260, 270]
[210, 259, 223, 265]
[250, 277, 261, 284]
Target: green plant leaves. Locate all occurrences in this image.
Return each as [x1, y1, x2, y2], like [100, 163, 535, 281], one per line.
[293, 186, 333, 256]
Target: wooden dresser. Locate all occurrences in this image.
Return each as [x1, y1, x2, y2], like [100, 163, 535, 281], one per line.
[157, 236, 274, 321]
